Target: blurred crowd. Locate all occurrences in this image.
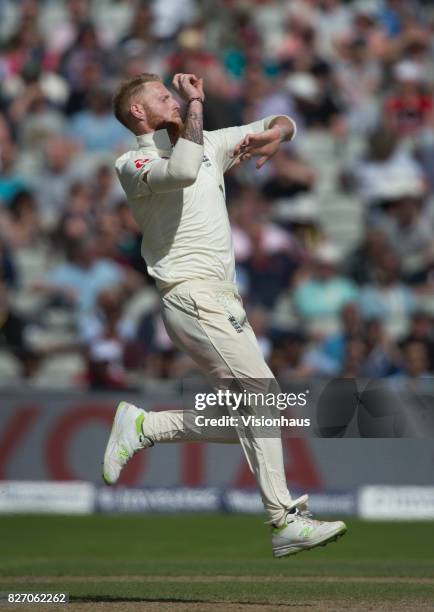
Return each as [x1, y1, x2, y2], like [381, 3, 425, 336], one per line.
[1, 0, 434, 389]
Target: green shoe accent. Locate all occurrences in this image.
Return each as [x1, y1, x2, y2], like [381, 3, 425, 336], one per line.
[103, 472, 111, 485]
[272, 523, 287, 534]
[135, 412, 145, 436]
[299, 526, 315, 538]
[118, 446, 129, 460]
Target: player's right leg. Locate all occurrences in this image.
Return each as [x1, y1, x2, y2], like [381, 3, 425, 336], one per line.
[271, 494, 347, 558]
[160, 281, 347, 554]
[159, 282, 295, 525]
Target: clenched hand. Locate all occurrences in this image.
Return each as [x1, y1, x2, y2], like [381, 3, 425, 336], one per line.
[172, 73, 204, 103]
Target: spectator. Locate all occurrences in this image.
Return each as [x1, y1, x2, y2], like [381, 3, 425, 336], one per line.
[1, 14, 53, 78]
[395, 339, 431, 380]
[91, 164, 124, 212]
[152, 0, 198, 41]
[261, 148, 316, 201]
[316, 0, 352, 59]
[60, 22, 108, 91]
[230, 186, 298, 264]
[0, 238, 16, 287]
[80, 287, 143, 390]
[320, 302, 363, 368]
[33, 237, 128, 315]
[269, 330, 309, 380]
[341, 336, 366, 377]
[32, 136, 78, 230]
[69, 87, 132, 152]
[270, 327, 338, 379]
[115, 200, 145, 275]
[399, 311, 434, 372]
[375, 181, 433, 283]
[360, 250, 415, 338]
[119, 2, 154, 51]
[346, 124, 425, 207]
[383, 60, 433, 137]
[293, 244, 359, 335]
[9, 82, 66, 150]
[285, 71, 344, 134]
[345, 228, 392, 285]
[64, 60, 104, 115]
[335, 35, 382, 133]
[231, 187, 299, 308]
[243, 64, 295, 130]
[52, 182, 94, 251]
[3, 189, 40, 248]
[362, 317, 400, 378]
[42, 0, 91, 55]
[378, 0, 406, 38]
[247, 306, 272, 360]
[0, 280, 40, 377]
[0, 0, 432, 386]
[350, 1, 390, 60]
[0, 140, 27, 205]
[271, 194, 324, 252]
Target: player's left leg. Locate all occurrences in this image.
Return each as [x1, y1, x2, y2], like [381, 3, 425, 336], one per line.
[103, 400, 240, 484]
[103, 397, 250, 485]
[102, 287, 293, 521]
[102, 400, 154, 486]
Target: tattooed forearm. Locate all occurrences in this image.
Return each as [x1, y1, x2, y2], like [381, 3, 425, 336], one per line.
[182, 101, 203, 145]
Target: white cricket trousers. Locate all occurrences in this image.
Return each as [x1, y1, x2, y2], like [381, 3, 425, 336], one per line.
[144, 279, 293, 526]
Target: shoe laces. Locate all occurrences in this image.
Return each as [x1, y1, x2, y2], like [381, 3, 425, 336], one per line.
[137, 433, 154, 450]
[296, 507, 313, 520]
[293, 509, 321, 528]
[285, 494, 322, 525]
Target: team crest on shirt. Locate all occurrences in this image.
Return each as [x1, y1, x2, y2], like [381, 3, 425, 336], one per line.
[134, 158, 150, 168]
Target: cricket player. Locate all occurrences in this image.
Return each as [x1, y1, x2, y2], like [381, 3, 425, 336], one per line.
[103, 72, 347, 557]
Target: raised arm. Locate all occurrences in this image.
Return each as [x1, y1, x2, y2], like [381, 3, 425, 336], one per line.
[144, 74, 205, 193]
[206, 115, 296, 173]
[179, 73, 204, 146]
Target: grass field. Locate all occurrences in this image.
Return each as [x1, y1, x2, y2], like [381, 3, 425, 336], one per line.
[0, 514, 433, 611]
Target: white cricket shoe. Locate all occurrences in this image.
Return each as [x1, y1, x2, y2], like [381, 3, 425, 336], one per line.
[103, 401, 153, 486]
[272, 494, 347, 558]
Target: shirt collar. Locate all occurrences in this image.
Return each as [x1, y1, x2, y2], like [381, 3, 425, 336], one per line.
[136, 129, 172, 151]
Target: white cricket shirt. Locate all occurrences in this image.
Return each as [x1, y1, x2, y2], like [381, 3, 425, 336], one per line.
[115, 116, 294, 292]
